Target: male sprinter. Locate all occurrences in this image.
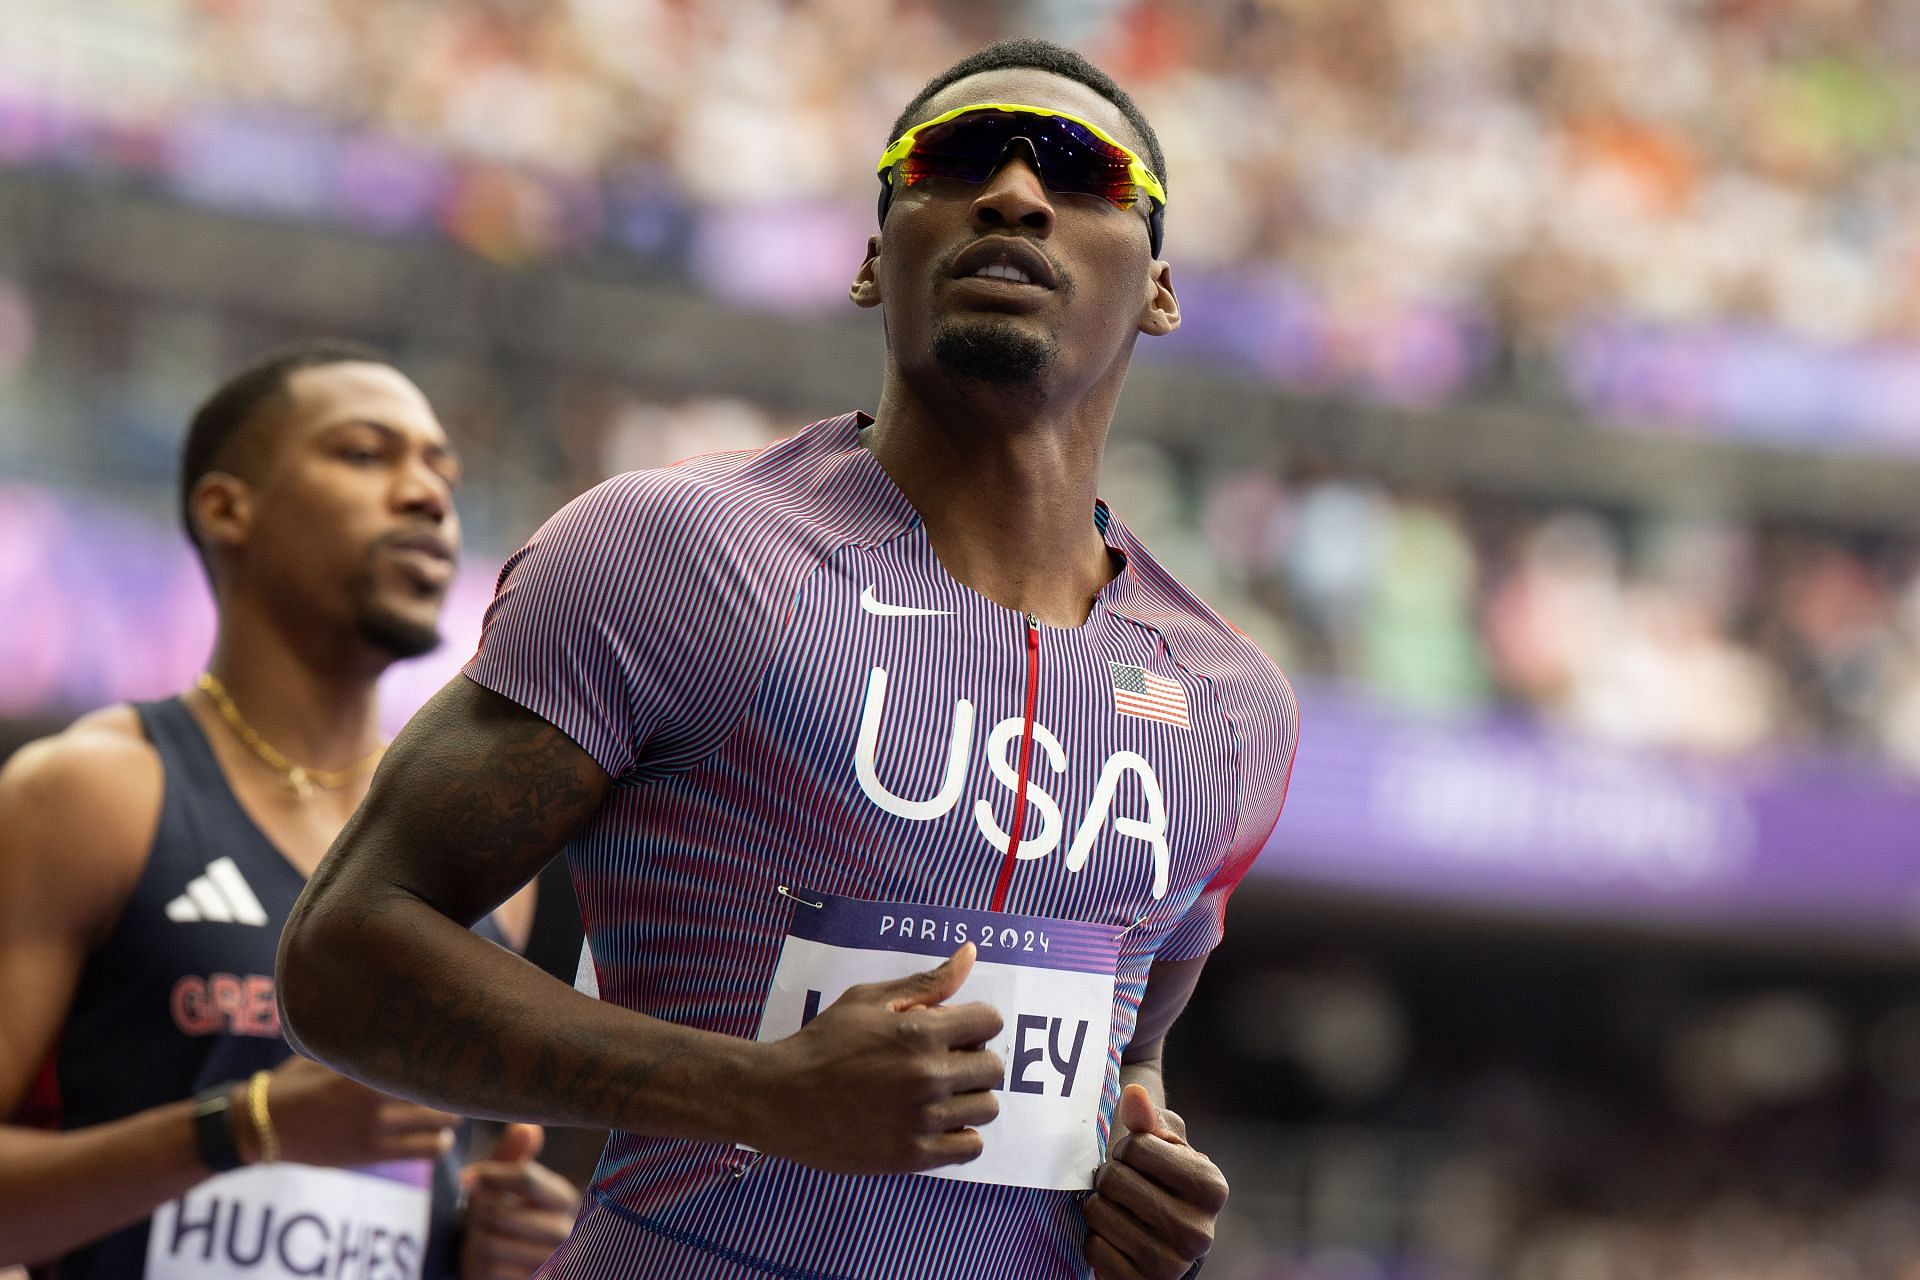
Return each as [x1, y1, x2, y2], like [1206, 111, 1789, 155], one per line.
[0, 342, 578, 1279]
[281, 41, 1298, 1280]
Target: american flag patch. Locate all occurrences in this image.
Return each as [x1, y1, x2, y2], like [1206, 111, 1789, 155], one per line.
[1110, 663, 1191, 730]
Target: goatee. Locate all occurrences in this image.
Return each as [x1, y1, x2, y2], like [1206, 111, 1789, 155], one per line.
[356, 604, 442, 660]
[931, 319, 1057, 388]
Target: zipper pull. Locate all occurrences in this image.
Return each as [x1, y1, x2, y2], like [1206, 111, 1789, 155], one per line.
[1025, 612, 1040, 631]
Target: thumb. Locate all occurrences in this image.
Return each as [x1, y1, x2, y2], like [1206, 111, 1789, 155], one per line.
[887, 942, 975, 1011]
[1117, 1084, 1181, 1145]
[484, 1122, 544, 1165]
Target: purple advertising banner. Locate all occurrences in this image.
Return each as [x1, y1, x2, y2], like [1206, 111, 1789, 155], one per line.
[1567, 319, 1920, 456]
[1258, 684, 1920, 936]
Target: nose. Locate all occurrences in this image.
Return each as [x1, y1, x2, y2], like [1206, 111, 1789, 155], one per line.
[969, 140, 1055, 238]
[392, 452, 451, 524]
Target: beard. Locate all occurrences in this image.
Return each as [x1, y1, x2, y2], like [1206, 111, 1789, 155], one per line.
[346, 566, 443, 660]
[930, 317, 1057, 388]
[347, 533, 451, 660]
[354, 602, 442, 660]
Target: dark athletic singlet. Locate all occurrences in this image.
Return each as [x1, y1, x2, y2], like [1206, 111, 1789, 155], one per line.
[16, 697, 504, 1280]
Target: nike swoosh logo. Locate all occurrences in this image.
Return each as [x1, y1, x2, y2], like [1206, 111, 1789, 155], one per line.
[860, 585, 953, 617]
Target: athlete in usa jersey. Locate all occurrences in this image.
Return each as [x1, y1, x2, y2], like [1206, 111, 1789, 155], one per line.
[284, 40, 1299, 1280]
[461, 410, 1293, 1276]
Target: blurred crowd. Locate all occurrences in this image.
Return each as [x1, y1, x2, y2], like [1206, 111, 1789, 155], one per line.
[1198, 462, 1920, 772]
[1198, 961, 1920, 1280]
[11, 0, 1920, 357]
[15, 0, 1920, 759]
[1224, 1086, 1920, 1280]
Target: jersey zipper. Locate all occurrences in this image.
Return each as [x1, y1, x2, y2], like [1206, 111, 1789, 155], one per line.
[988, 613, 1042, 912]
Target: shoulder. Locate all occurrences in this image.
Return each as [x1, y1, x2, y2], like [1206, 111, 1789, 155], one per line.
[1117, 537, 1296, 718]
[541, 416, 890, 562]
[0, 705, 163, 930]
[2, 705, 160, 818]
[1112, 531, 1300, 777]
[473, 418, 896, 775]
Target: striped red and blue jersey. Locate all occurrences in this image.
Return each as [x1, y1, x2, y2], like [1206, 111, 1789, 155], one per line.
[465, 413, 1299, 1280]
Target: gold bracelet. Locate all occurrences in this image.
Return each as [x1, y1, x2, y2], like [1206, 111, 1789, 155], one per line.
[246, 1070, 280, 1164]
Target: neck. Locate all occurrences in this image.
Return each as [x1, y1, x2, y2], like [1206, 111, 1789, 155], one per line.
[198, 595, 388, 770]
[864, 365, 1123, 627]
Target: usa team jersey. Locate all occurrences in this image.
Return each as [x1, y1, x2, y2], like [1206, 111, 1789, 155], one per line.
[465, 413, 1298, 1280]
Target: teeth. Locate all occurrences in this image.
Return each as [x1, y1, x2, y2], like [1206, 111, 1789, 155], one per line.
[974, 263, 1034, 284]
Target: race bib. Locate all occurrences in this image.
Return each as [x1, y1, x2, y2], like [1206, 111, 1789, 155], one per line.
[146, 1159, 431, 1280]
[755, 892, 1121, 1191]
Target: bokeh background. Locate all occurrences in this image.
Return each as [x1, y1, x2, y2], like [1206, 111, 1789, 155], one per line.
[9, 2, 1920, 1277]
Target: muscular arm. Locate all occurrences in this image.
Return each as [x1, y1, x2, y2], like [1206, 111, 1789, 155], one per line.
[279, 676, 771, 1139]
[0, 719, 228, 1265]
[284, 676, 1006, 1177]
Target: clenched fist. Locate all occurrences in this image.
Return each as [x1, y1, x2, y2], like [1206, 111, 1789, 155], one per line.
[747, 944, 1005, 1175]
[1085, 1085, 1227, 1280]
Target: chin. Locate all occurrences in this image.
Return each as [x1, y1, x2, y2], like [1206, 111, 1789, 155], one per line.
[930, 317, 1058, 388]
[356, 604, 443, 660]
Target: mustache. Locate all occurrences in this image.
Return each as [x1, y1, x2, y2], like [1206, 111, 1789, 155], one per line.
[369, 527, 457, 565]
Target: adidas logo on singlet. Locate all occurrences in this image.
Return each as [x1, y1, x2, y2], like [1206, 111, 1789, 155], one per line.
[164, 857, 269, 926]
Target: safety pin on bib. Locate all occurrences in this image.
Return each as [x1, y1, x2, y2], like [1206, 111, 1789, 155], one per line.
[775, 885, 825, 910]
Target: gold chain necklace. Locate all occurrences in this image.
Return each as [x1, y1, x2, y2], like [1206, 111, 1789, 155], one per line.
[195, 672, 386, 802]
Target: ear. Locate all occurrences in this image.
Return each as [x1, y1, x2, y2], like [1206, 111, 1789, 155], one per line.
[849, 234, 883, 309]
[188, 472, 257, 559]
[1138, 260, 1180, 337]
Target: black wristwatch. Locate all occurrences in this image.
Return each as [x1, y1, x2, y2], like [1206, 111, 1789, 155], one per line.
[190, 1084, 243, 1173]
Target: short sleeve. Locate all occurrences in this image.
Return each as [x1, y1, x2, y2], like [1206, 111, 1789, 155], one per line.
[464, 465, 818, 782]
[1155, 665, 1299, 962]
[463, 476, 663, 778]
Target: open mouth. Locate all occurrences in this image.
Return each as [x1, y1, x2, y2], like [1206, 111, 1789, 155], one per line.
[950, 237, 1060, 291]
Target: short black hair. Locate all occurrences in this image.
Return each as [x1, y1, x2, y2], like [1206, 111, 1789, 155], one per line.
[179, 338, 392, 555]
[888, 39, 1167, 192]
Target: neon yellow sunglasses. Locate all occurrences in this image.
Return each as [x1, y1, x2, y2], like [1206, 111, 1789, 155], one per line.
[876, 102, 1167, 254]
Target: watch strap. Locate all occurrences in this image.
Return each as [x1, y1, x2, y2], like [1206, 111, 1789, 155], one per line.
[190, 1084, 243, 1173]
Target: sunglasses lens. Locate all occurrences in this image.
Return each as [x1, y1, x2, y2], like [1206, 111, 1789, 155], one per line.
[1022, 116, 1140, 206]
[895, 111, 1142, 209]
[894, 116, 1003, 184]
